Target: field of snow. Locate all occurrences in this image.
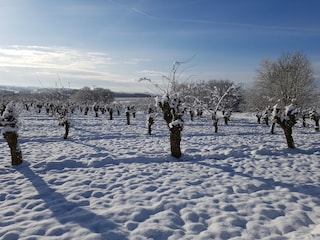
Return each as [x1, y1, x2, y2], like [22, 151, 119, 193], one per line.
[1, 107, 320, 240]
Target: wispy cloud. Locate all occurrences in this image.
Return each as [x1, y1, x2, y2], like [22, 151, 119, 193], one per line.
[123, 58, 151, 65]
[130, 7, 320, 34]
[131, 7, 154, 18]
[0, 45, 120, 81]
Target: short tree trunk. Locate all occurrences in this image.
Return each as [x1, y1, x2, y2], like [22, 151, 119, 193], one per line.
[302, 116, 306, 127]
[64, 121, 70, 139]
[3, 132, 23, 165]
[224, 117, 229, 125]
[189, 111, 194, 121]
[126, 112, 130, 125]
[109, 110, 113, 120]
[148, 124, 152, 135]
[283, 126, 295, 149]
[213, 120, 218, 133]
[256, 116, 261, 124]
[170, 126, 182, 158]
[270, 122, 276, 134]
[148, 118, 154, 135]
[315, 119, 319, 131]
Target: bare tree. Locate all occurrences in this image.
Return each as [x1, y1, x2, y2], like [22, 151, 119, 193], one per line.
[256, 51, 316, 109]
[71, 87, 114, 104]
[140, 61, 187, 158]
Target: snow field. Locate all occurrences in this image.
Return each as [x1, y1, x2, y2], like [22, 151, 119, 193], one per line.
[0, 109, 320, 239]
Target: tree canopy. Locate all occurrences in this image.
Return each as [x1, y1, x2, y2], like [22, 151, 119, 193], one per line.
[255, 51, 315, 109]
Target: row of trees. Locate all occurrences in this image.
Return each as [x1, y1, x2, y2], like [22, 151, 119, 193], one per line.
[141, 51, 318, 157]
[246, 51, 318, 149]
[0, 87, 114, 106]
[1, 51, 319, 164]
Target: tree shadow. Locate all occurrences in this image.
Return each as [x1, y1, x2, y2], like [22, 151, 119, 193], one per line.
[16, 162, 128, 240]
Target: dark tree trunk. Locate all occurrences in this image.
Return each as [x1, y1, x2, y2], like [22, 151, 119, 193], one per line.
[189, 111, 194, 121]
[109, 110, 113, 120]
[283, 126, 295, 149]
[3, 132, 23, 165]
[126, 112, 130, 125]
[257, 116, 261, 124]
[213, 120, 218, 133]
[264, 117, 269, 125]
[148, 117, 154, 135]
[148, 124, 152, 135]
[170, 126, 181, 158]
[315, 119, 319, 131]
[270, 122, 276, 134]
[224, 117, 228, 125]
[302, 116, 306, 127]
[63, 121, 70, 139]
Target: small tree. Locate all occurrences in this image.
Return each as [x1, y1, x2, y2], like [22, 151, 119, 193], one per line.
[140, 61, 187, 158]
[271, 103, 298, 149]
[0, 102, 23, 165]
[156, 93, 184, 158]
[310, 110, 320, 131]
[58, 106, 70, 140]
[125, 106, 131, 125]
[146, 106, 155, 135]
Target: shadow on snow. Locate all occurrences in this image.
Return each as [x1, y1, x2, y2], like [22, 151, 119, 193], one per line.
[16, 162, 128, 240]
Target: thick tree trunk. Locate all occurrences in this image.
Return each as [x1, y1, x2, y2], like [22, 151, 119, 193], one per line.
[3, 132, 23, 165]
[170, 126, 181, 158]
[283, 126, 295, 149]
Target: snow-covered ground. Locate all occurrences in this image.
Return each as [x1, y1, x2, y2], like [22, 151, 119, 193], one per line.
[1, 108, 320, 240]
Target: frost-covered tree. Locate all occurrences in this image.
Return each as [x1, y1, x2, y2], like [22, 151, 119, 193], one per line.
[57, 105, 71, 140]
[309, 110, 320, 131]
[0, 101, 23, 165]
[71, 87, 114, 104]
[271, 103, 299, 149]
[140, 61, 187, 158]
[146, 106, 156, 135]
[256, 51, 316, 109]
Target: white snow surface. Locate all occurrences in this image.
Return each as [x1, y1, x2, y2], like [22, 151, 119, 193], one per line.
[1, 109, 320, 240]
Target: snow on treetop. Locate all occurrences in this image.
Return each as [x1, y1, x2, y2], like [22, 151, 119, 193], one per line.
[2, 101, 18, 120]
[285, 104, 299, 115]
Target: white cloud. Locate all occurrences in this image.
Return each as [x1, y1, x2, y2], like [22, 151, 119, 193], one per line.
[0, 45, 120, 81]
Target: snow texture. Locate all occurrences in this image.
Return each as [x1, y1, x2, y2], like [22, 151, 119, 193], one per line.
[1, 109, 320, 240]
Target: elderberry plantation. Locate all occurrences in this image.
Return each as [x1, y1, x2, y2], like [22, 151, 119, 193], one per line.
[1, 106, 320, 240]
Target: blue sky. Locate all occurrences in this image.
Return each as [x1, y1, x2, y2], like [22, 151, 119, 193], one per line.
[0, 0, 319, 93]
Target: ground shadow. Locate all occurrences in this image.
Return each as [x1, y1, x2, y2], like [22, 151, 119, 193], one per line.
[17, 162, 128, 240]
